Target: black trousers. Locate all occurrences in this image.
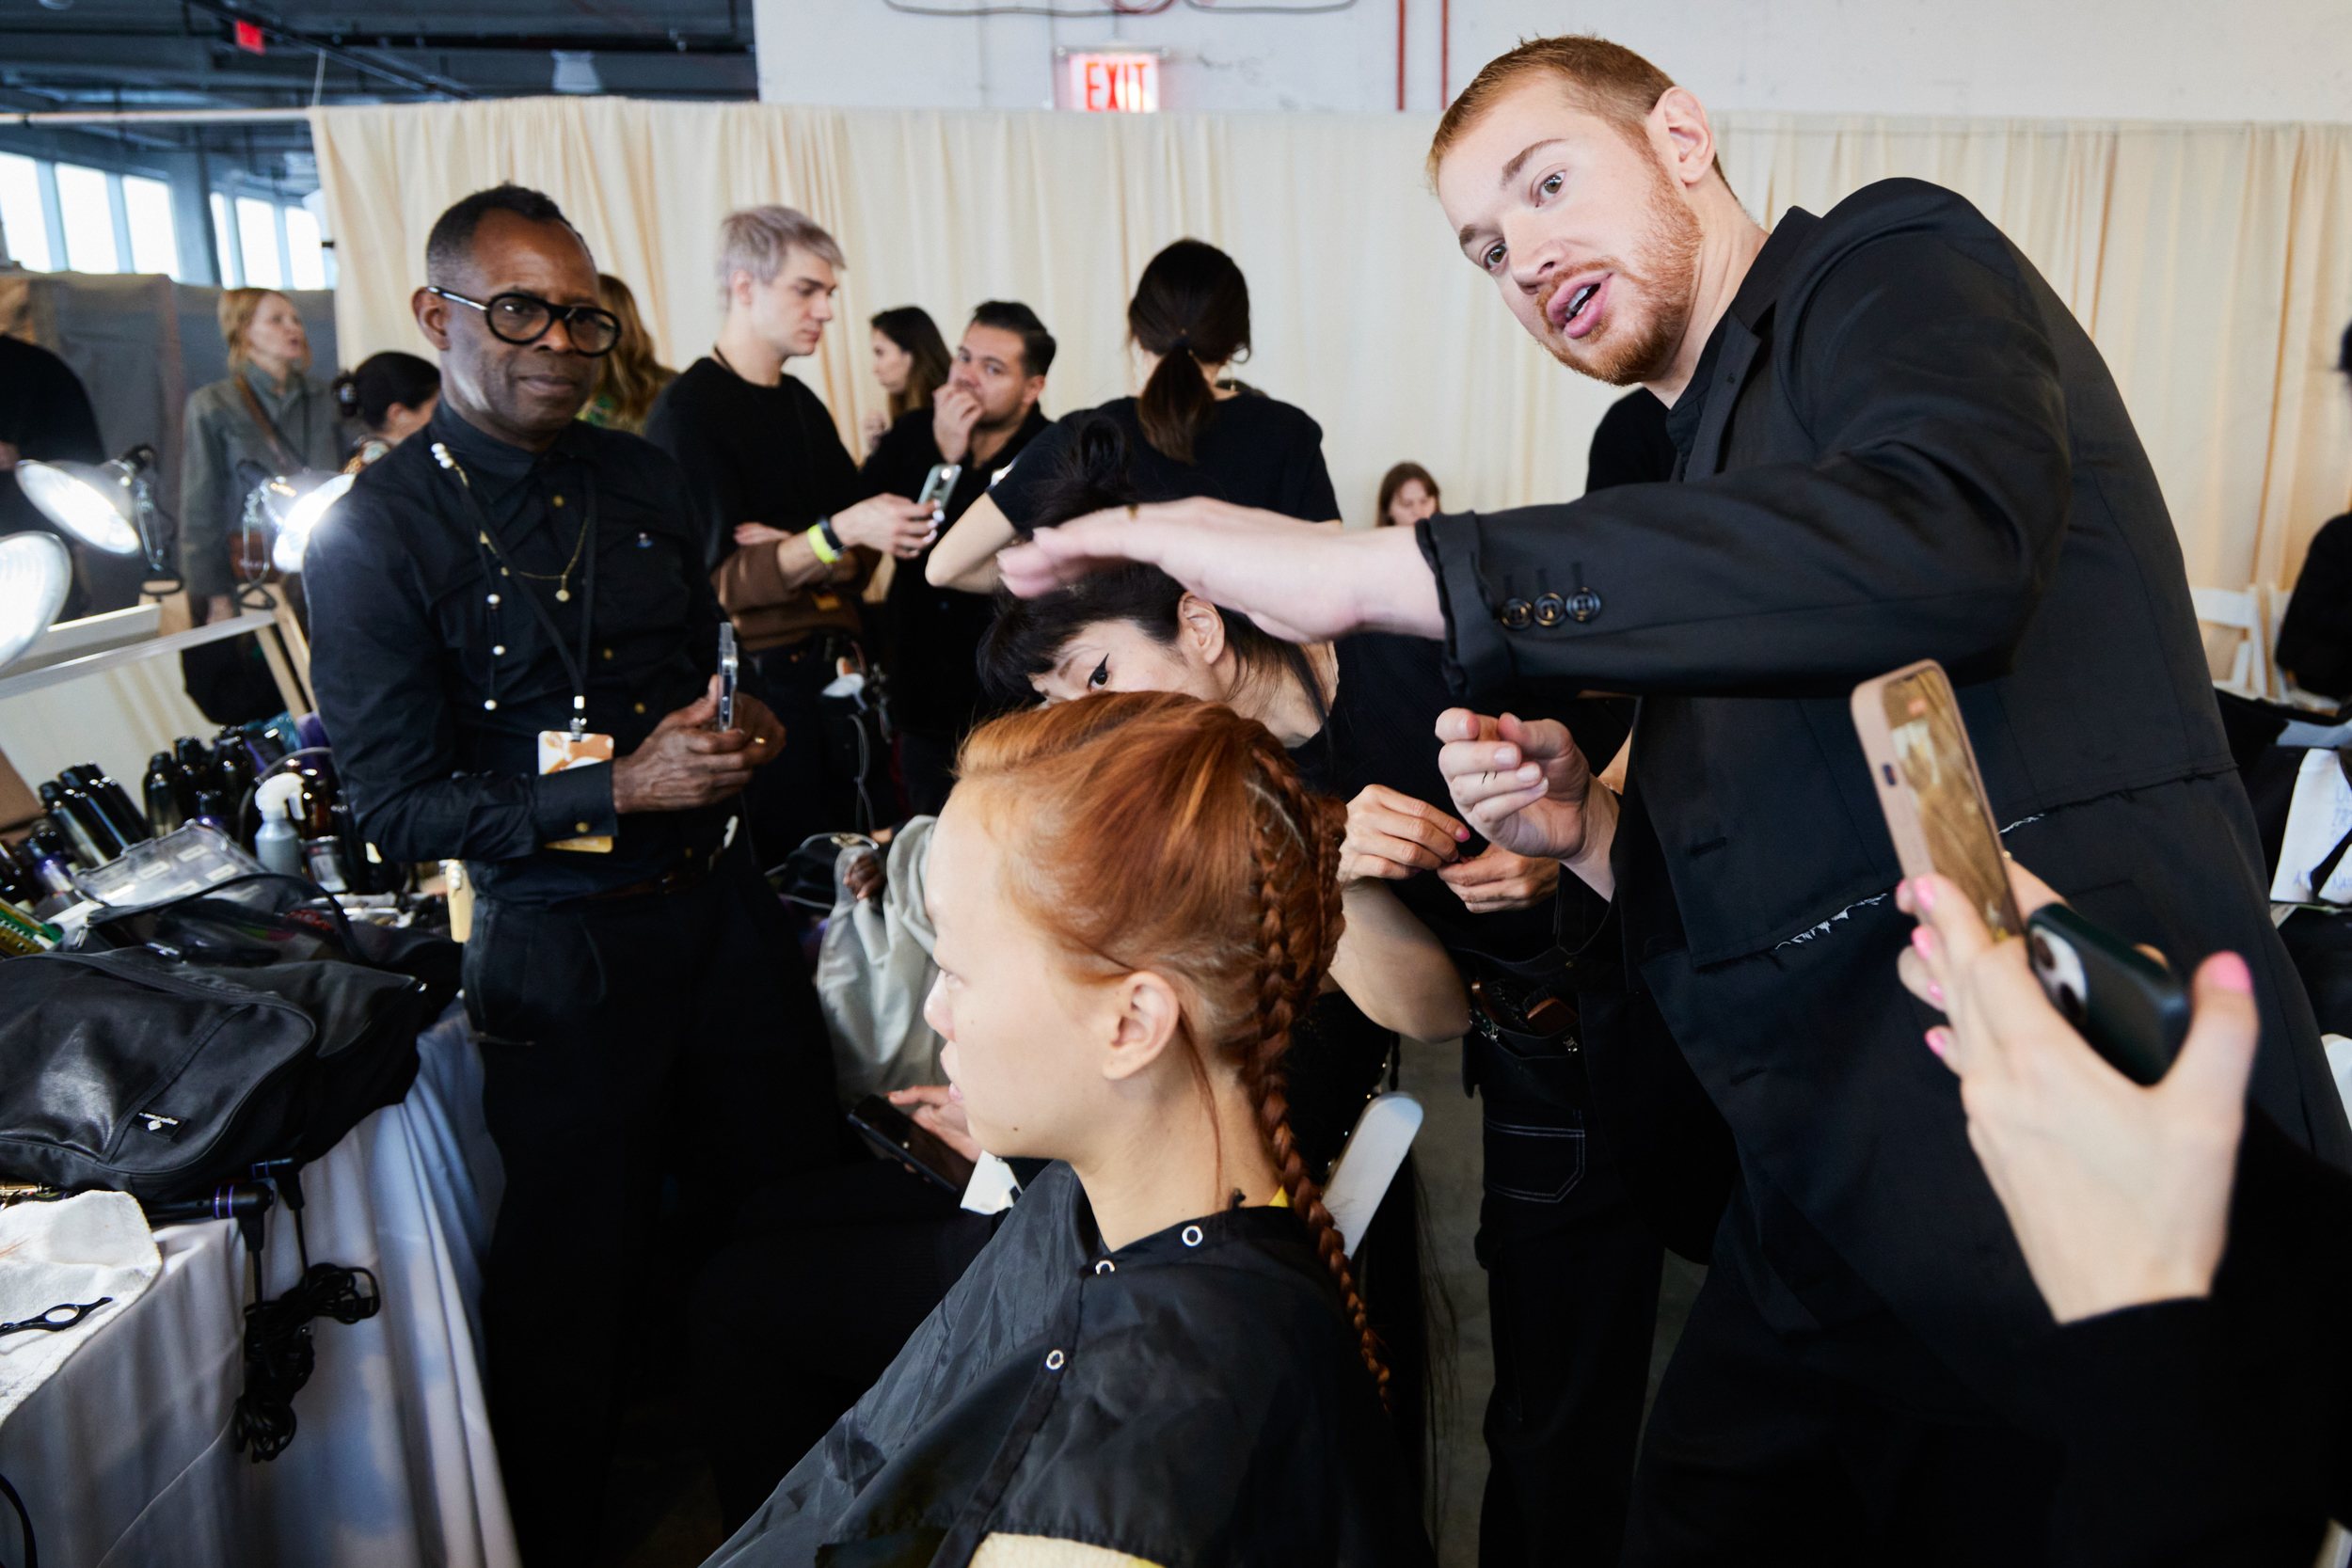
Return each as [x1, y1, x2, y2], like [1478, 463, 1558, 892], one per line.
[1623, 1246, 2059, 1566]
[466, 850, 847, 1565]
[691, 1158, 998, 1533]
[744, 635, 884, 864]
[1476, 1093, 1664, 1568]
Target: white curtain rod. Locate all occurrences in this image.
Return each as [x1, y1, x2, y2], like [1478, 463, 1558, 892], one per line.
[2, 107, 317, 127]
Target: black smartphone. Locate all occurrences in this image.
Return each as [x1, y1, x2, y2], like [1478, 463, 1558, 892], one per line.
[717, 623, 739, 731]
[848, 1094, 977, 1195]
[2024, 905, 2189, 1086]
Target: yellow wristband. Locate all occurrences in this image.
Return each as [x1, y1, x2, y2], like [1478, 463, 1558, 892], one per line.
[805, 522, 841, 564]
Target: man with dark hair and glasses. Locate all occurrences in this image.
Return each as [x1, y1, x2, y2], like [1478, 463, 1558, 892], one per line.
[304, 183, 850, 1564]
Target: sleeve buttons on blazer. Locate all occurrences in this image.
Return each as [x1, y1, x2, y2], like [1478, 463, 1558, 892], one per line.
[1567, 587, 1603, 623]
[1498, 597, 1534, 629]
[1533, 593, 1566, 627]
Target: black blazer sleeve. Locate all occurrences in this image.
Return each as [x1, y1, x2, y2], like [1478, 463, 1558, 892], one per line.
[1424, 225, 2073, 699]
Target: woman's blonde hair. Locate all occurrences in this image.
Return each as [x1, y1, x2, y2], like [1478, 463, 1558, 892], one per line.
[219, 287, 302, 371]
[592, 274, 675, 433]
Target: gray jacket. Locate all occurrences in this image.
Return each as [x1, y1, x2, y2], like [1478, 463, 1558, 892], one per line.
[179, 365, 344, 597]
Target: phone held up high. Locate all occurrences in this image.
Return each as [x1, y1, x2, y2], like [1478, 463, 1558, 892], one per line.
[1851, 659, 2186, 1085]
[716, 623, 739, 732]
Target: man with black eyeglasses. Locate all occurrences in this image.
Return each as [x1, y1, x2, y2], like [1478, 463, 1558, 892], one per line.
[303, 183, 850, 1565]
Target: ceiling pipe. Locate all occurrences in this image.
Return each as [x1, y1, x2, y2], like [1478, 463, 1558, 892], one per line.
[0, 106, 316, 125]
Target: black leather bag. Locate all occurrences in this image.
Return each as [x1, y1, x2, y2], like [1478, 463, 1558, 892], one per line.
[0, 936, 438, 1202]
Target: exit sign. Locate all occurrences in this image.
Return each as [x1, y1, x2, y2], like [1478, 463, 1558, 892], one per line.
[1068, 52, 1159, 113]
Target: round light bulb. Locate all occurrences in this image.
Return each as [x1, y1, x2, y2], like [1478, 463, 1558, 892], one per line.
[15, 460, 140, 556]
[270, 471, 355, 573]
[0, 532, 74, 671]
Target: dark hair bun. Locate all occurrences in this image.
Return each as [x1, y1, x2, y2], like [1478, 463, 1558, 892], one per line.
[331, 371, 361, 420]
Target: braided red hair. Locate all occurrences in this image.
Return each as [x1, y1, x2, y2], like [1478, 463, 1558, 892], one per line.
[956, 690, 1390, 1402]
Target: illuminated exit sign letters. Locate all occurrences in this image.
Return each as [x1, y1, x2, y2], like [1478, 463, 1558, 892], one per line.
[1068, 52, 1159, 113]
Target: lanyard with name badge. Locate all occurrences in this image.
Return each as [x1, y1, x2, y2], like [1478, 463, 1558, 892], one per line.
[434, 441, 613, 851]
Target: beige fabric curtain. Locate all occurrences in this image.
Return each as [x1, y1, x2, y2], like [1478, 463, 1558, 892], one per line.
[312, 98, 2352, 587]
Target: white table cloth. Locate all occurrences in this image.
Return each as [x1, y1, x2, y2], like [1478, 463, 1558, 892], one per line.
[0, 1006, 518, 1568]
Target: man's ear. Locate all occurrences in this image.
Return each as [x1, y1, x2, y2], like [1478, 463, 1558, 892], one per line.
[1176, 591, 1230, 667]
[1021, 374, 1046, 415]
[414, 286, 453, 352]
[1100, 971, 1184, 1083]
[1651, 87, 1718, 194]
[726, 268, 753, 312]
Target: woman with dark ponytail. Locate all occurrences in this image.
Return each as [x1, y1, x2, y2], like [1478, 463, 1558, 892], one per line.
[925, 237, 1339, 594]
[706, 690, 1432, 1568]
[329, 351, 439, 468]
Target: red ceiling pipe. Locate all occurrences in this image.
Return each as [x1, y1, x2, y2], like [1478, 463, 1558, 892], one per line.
[1397, 0, 1406, 111]
[1439, 0, 1450, 108]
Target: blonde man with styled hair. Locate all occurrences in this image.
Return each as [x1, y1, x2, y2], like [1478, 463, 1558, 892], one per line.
[644, 204, 930, 856]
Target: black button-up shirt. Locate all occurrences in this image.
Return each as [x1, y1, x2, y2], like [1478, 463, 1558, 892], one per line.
[305, 402, 732, 906]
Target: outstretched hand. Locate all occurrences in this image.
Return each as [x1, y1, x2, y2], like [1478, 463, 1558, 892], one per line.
[1435, 707, 1612, 866]
[1894, 864, 2257, 1323]
[997, 497, 1443, 643]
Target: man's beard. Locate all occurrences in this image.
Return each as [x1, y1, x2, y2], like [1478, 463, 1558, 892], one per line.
[1544, 167, 1702, 388]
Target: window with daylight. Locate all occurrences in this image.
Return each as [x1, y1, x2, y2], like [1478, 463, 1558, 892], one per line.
[122, 175, 181, 277]
[0, 152, 48, 271]
[54, 162, 117, 274]
[236, 196, 282, 289]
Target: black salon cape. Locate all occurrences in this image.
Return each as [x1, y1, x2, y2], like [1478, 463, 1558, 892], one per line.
[704, 1163, 1431, 1568]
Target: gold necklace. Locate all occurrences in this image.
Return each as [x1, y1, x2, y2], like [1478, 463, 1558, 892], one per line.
[501, 504, 590, 602]
[437, 442, 590, 601]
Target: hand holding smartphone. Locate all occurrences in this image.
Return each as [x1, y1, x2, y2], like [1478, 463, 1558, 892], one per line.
[716, 623, 739, 731]
[916, 463, 961, 539]
[1853, 659, 2186, 1084]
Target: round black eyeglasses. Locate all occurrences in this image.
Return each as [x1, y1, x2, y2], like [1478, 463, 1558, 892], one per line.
[427, 287, 621, 356]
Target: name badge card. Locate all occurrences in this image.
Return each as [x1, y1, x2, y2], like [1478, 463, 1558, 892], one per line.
[538, 730, 615, 852]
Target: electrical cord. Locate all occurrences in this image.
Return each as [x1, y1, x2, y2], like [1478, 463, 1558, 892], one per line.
[229, 1164, 383, 1464]
[230, 1259, 382, 1462]
[882, 0, 1173, 15]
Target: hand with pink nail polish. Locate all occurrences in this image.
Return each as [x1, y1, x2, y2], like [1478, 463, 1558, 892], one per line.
[1899, 859, 2260, 1323]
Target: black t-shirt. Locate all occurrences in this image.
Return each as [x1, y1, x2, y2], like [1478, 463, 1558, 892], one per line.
[2278, 512, 2352, 700]
[989, 390, 1338, 534]
[1289, 632, 1630, 963]
[643, 356, 863, 574]
[1586, 388, 1677, 493]
[862, 404, 1051, 735]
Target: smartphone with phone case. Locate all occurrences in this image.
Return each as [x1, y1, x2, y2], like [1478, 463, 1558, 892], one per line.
[2023, 905, 2186, 1085]
[1851, 659, 2023, 941]
[916, 463, 962, 529]
[848, 1093, 977, 1196]
[1852, 659, 2185, 1082]
[717, 623, 739, 731]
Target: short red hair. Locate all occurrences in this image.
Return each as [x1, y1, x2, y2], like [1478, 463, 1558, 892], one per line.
[1428, 35, 1729, 196]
